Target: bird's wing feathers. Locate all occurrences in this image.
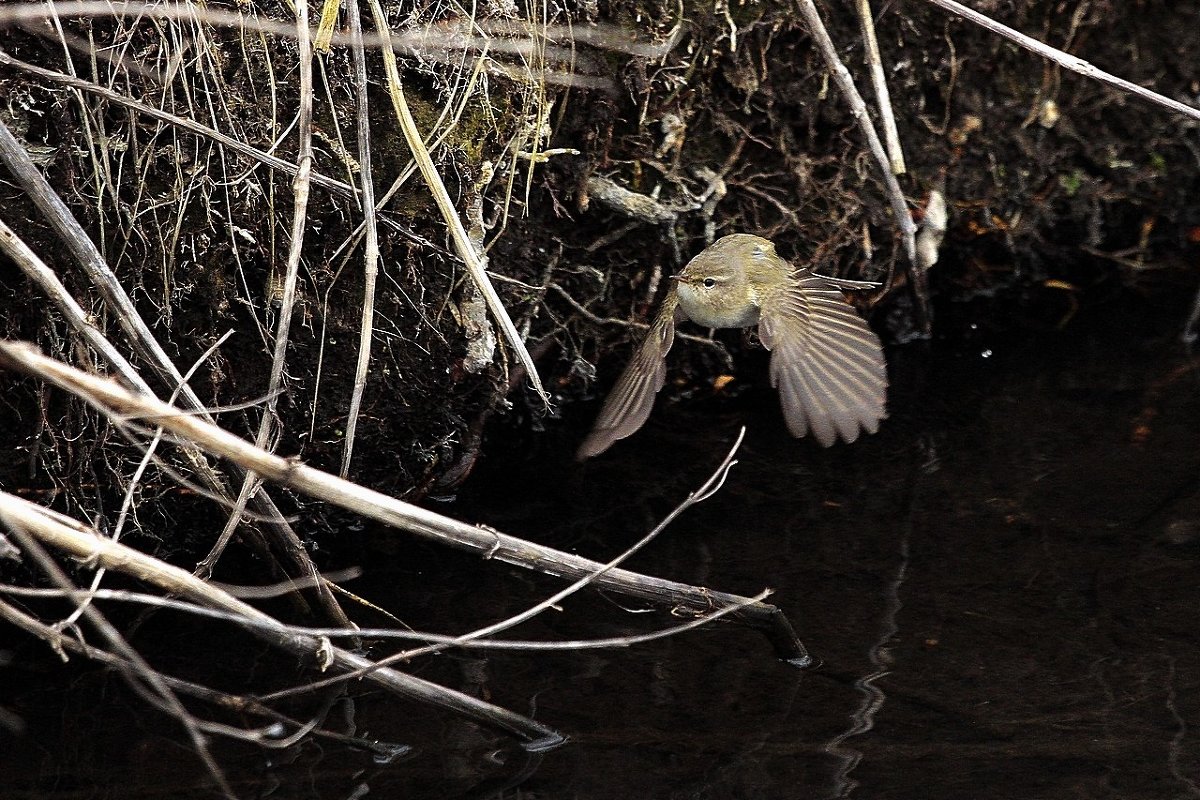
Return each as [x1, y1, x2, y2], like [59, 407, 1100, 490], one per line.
[576, 291, 679, 460]
[758, 272, 887, 447]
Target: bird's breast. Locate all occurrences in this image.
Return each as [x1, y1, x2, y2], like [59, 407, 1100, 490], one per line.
[677, 284, 761, 329]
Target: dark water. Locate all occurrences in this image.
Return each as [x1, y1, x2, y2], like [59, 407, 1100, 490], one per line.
[3, 298, 1200, 798]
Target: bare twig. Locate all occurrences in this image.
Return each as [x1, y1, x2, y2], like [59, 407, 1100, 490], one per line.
[0, 341, 808, 661]
[924, 0, 1200, 125]
[199, 0, 334, 620]
[3, 583, 770, 653]
[460, 210, 499, 373]
[393, 431, 759, 657]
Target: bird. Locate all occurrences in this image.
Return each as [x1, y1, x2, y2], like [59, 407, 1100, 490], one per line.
[577, 233, 887, 459]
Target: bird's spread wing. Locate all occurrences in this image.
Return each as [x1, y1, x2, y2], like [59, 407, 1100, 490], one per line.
[577, 291, 679, 460]
[758, 272, 887, 447]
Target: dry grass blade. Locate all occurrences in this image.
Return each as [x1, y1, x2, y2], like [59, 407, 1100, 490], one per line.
[365, 0, 551, 408]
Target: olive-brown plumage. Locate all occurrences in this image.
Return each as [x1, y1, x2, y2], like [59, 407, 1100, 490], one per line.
[578, 234, 887, 459]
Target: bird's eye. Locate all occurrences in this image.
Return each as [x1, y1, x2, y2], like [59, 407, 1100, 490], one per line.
[703, 277, 716, 288]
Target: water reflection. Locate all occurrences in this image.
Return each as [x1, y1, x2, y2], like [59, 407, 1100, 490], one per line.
[3, 299, 1199, 798]
[823, 499, 910, 798]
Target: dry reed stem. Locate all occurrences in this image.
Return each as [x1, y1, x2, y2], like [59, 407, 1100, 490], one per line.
[0, 341, 808, 661]
[314, 0, 341, 53]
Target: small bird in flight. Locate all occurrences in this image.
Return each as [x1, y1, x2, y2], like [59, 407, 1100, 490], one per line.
[578, 233, 888, 459]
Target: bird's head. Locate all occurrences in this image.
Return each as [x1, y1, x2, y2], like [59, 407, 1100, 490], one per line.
[673, 234, 775, 328]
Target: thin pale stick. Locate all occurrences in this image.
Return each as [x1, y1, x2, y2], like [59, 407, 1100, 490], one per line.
[855, 0, 906, 175]
[203, 0, 320, 585]
[264, 431, 788, 698]
[6, 584, 771, 653]
[339, 0, 381, 478]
